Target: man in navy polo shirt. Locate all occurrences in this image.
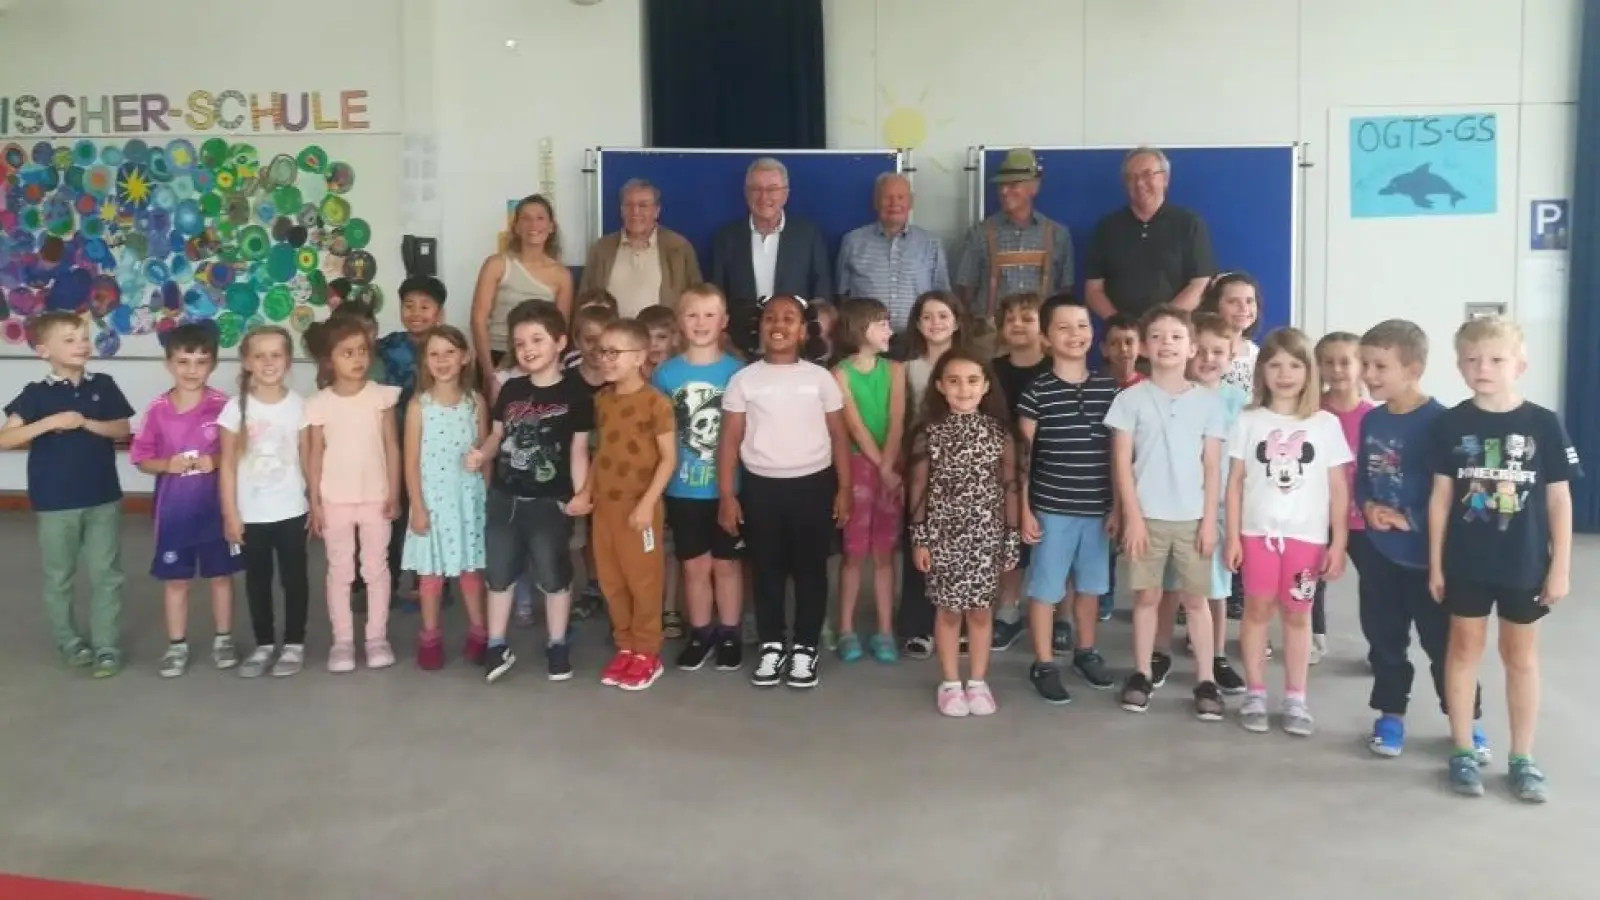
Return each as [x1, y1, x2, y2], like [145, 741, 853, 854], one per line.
[1, 311, 135, 677]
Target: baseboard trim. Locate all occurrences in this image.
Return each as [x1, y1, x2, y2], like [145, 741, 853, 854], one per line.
[0, 494, 153, 513]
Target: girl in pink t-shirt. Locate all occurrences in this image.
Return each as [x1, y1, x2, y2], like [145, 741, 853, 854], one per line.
[305, 316, 402, 673]
[1314, 332, 1373, 663]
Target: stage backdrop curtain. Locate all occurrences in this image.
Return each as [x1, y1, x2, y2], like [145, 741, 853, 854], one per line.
[1564, 0, 1600, 531]
[646, 0, 826, 149]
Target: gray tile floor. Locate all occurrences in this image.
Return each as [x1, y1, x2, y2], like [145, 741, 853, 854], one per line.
[0, 512, 1595, 899]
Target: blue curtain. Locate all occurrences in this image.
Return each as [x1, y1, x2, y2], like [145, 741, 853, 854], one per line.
[645, 0, 826, 149]
[1564, 1, 1600, 531]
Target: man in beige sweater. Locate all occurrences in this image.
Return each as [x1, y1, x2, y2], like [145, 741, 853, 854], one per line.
[580, 178, 702, 316]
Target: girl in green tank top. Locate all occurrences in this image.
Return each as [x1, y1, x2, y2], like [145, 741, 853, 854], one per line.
[831, 299, 907, 664]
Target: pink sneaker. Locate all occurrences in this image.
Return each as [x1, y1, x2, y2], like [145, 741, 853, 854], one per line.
[937, 682, 970, 717]
[463, 626, 488, 666]
[965, 681, 998, 716]
[417, 629, 445, 671]
[327, 642, 356, 673]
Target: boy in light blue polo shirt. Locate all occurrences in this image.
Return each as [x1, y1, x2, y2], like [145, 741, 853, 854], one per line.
[1104, 305, 1228, 719]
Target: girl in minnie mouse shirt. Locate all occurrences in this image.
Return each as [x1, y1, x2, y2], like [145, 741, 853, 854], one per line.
[1224, 328, 1352, 739]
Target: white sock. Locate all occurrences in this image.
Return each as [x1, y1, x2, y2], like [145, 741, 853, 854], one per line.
[966, 679, 987, 688]
[940, 680, 962, 690]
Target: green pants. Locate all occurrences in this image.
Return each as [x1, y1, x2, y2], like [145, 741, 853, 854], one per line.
[37, 501, 124, 653]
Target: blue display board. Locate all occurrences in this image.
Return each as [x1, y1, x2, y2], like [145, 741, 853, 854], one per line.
[596, 149, 904, 272]
[980, 145, 1298, 335]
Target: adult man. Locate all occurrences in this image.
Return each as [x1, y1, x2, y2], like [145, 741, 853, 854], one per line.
[709, 158, 831, 322]
[1084, 147, 1215, 320]
[836, 172, 950, 331]
[580, 178, 703, 316]
[955, 148, 1074, 343]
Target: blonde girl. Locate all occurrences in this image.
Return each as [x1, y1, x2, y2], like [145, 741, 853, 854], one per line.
[1224, 328, 1353, 736]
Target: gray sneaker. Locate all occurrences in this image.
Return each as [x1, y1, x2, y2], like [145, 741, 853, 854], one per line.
[160, 643, 190, 679]
[1449, 754, 1485, 797]
[239, 646, 275, 679]
[212, 634, 239, 670]
[1239, 693, 1269, 733]
[271, 644, 305, 677]
[1508, 758, 1548, 803]
[61, 642, 95, 669]
[1281, 698, 1315, 736]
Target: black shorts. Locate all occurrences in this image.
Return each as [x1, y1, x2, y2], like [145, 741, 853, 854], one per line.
[1445, 578, 1549, 625]
[665, 497, 742, 561]
[484, 490, 574, 593]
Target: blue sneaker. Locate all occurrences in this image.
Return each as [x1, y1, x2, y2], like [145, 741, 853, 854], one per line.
[1471, 723, 1492, 766]
[836, 632, 863, 663]
[1448, 754, 1485, 797]
[1368, 715, 1405, 758]
[1098, 594, 1114, 622]
[868, 632, 899, 664]
[1508, 757, 1548, 803]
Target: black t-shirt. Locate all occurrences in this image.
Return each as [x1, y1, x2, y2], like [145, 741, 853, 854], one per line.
[1084, 204, 1215, 319]
[1427, 401, 1580, 589]
[491, 372, 595, 499]
[992, 355, 1050, 417]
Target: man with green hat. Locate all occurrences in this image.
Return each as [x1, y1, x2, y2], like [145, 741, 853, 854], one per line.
[955, 148, 1074, 348]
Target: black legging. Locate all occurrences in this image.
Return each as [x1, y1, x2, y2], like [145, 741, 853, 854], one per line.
[244, 515, 310, 646]
[742, 467, 836, 649]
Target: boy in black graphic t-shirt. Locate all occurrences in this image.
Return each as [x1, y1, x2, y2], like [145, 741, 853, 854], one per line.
[1427, 317, 1578, 803]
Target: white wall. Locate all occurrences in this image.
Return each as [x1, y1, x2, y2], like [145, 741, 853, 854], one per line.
[825, 0, 1582, 407]
[0, 0, 1578, 491]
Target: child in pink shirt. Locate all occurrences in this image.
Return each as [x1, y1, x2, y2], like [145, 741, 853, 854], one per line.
[1313, 332, 1373, 663]
[305, 316, 402, 673]
[129, 324, 243, 678]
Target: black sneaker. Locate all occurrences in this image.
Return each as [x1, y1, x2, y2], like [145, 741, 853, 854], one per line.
[903, 635, 933, 660]
[714, 629, 744, 671]
[1226, 597, 1244, 620]
[1193, 680, 1225, 721]
[786, 645, 819, 689]
[1029, 662, 1073, 705]
[546, 641, 572, 681]
[484, 644, 516, 683]
[958, 633, 970, 657]
[1050, 621, 1073, 655]
[676, 628, 715, 671]
[1150, 651, 1173, 689]
[1213, 656, 1246, 695]
[751, 642, 787, 687]
[1120, 672, 1153, 713]
[1175, 605, 1187, 626]
[1071, 649, 1115, 690]
[990, 617, 1026, 651]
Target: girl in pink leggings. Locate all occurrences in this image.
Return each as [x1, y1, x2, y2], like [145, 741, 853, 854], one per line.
[305, 315, 402, 673]
[1224, 328, 1353, 736]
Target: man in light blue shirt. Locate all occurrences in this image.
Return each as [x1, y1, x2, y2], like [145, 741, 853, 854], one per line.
[836, 172, 950, 332]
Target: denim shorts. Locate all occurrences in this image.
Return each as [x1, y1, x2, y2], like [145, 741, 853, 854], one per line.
[1025, 512, 1110, 603]
[483, 490, 574, 593]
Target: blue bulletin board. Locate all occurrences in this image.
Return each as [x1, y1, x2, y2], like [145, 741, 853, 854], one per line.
[594, 148, 904, 273]
[978, 145, 1299, 335]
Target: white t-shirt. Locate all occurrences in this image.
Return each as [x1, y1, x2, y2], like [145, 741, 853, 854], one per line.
[722, 359, 842, 479]
[218, 391, 309, 524]
[1227, 407, 1352, 544]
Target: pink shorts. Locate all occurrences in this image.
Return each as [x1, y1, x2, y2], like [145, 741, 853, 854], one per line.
[844, 452, 902, 557]
[1240, 535, 1326, 612]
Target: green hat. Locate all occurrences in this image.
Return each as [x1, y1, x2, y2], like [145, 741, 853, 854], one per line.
[991, 147, 1041, 183]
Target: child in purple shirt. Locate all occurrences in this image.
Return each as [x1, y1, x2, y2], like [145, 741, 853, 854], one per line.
[129, 324, 243, 677]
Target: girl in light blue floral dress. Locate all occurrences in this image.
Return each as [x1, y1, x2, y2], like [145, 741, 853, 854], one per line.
[402, 326, 489, 670]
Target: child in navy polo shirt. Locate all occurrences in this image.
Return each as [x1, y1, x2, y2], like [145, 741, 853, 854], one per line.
[1, 312, 135, 677]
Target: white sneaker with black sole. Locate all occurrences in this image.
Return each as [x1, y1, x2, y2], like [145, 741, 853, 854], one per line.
[751, 642, 787, 688]
[786, 645, 819, 689]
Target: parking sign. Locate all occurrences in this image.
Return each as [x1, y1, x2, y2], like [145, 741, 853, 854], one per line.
[1530, 199, 1568, 251]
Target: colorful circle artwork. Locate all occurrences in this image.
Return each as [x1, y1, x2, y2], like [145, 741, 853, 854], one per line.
[0, 138, 362, 354]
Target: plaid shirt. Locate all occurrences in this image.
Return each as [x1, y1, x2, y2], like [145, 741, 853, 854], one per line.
[836, 222, 950, 330]
[954, 212, 1074, 317]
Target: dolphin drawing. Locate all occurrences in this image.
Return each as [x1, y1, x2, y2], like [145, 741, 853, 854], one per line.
[1378, 163, 1466, 209]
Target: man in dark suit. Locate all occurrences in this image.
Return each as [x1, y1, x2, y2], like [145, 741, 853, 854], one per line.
[709, 158, 831, 348]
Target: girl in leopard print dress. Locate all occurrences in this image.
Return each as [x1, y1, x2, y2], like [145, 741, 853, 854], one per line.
[909, 349, 1021, 718]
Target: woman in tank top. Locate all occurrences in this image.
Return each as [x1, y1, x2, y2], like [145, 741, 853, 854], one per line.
[471, 194, 574, 392]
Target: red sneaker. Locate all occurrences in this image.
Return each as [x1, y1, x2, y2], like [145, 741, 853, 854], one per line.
[600, 651, 635, 686]
[462, 627, 488, 666]
[417, 629, 445, 671]
[619, 653, 664, 692]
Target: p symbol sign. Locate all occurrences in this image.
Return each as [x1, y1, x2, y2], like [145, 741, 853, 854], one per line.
[1530, 199, 1568, 251]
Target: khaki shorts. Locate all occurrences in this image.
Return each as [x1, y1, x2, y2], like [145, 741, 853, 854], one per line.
[1122, 519, 1211, 597]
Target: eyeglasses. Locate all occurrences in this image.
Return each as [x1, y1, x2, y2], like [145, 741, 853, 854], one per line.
[596, 346, 644, 362]
[1127, 168, 1167, 181]
[746, 185, 787, 196]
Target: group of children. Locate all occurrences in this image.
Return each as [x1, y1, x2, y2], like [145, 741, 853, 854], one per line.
[1, 268, 1575, 801]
